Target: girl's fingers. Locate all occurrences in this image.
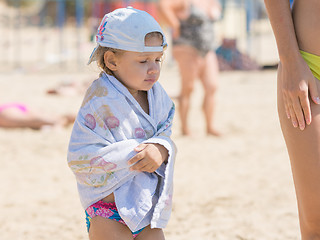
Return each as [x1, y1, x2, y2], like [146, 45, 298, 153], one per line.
[130, 158, 147, 171]
[299, 90, 311, 125]
[284, 104, 291, 119]
[282, 93, 291, 119]
[134, 143, 148, 152]
[312, 96, 320, 105]
[130, 159, 155, 172]
[139, 164, 155, 173]
[287, 101, 298, 128]
[309, 76, 320, 105]
[291, 97, 305, 130]
[128, 152, 143, 165]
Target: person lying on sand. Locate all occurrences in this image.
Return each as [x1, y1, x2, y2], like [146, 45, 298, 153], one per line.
[0, 102, 75, 130]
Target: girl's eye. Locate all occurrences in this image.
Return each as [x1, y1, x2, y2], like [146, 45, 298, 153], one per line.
[139, 58, 162, 63]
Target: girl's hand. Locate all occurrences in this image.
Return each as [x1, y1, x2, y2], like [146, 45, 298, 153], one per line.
[279, 57, 320, 130]
[128, 143, 168, 173]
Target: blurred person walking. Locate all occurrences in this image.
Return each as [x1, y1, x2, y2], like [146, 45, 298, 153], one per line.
[158, 0, 221, 136]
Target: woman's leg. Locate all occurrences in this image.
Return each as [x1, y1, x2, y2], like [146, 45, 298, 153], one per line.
[198, 51, 220, 136]
[89, 216, 133, 240]
[135, 226, 165, 240]
[173, 45, 199, 135]
[277, 65, 320, 239]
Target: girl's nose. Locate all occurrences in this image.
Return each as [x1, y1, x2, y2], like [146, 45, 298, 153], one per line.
[147, 62, 160, 74]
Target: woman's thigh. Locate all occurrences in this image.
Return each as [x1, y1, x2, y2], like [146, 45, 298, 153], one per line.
[173, 45, 200, 90]
[277, 69, 320, 220]
[198, 51, 219, 90]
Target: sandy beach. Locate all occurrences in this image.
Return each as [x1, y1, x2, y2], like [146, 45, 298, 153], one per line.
[0, 62, 301, 240]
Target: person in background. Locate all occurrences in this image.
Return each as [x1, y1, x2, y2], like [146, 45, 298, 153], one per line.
[0, 102, 74, 130]
[264, 0, 320, 239]
[158, 0, 221, 136]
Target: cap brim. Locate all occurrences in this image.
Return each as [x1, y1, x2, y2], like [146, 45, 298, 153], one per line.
[87, 45, 99, 65]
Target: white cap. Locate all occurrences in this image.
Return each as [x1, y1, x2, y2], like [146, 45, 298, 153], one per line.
[88, 7, 167, 65]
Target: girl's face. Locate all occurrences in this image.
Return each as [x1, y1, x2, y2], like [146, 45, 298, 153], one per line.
[112, 36, 164, 95]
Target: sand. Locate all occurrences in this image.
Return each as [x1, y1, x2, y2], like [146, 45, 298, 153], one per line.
[0, 63, 301, 240]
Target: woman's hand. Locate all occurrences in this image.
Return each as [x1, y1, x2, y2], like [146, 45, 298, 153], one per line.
[128, 143, 168, 173]
[279, 57, 320, 130]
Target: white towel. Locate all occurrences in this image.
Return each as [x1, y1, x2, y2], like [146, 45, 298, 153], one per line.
[67, 73, 176, 232]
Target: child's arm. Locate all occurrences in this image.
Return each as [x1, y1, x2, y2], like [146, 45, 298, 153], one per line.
[158, 0, 183, 39]
[128, 103, 175, 175]
[127, 143, 168, 173]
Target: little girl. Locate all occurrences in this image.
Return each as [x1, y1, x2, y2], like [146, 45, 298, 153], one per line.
[67, 7, 176, 240]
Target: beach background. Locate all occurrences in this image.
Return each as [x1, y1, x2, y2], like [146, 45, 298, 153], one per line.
[0, 1, 302, 239]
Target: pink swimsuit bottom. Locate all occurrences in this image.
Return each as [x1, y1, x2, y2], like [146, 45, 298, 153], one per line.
[0, 103, 28, 113]
[85, 201, 145, 238]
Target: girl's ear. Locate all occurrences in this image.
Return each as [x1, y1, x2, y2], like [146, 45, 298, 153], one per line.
[104, 51, 118, 71]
